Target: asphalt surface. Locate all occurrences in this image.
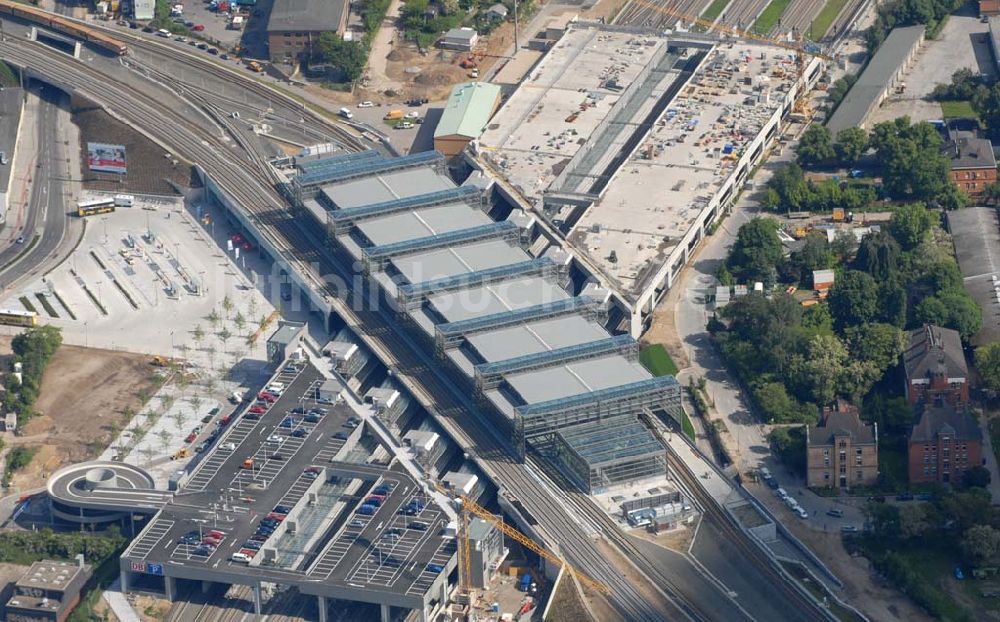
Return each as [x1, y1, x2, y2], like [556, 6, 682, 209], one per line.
[0, 86, 68, 292]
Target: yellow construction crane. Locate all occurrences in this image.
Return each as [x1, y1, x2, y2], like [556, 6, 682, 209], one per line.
[455, 494, 611, 599]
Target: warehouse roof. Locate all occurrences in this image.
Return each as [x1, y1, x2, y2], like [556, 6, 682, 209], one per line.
[267, 0, 348, 33]
[948, 207, 1000, 346]
[435, 82, 502, 141]
[826, 25, 924, 135]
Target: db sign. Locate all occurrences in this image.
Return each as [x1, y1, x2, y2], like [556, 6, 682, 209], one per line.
[129, 561, 146, 573]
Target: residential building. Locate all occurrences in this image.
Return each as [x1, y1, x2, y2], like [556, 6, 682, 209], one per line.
[434, 82, 503, 156]
[266, 0, 349, 62]
[812, 269, 835, 291]
[439, 27, 479, 51]
[486, 3, 508, 19]
[983, 0, 1000, 17]
[945, 131, 997, 197]
[805, 399, 879, 489]
[908, 405, 983, 484]
[4, 559, 92, 622]
[902, 325, 969, 408]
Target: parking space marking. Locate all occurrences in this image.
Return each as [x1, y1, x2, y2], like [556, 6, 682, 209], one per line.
[126, 518, 175, 559]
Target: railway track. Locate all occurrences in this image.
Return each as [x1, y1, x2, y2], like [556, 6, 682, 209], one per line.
[0, 40, 678, 621]
[614, 0, 712, 31]
[3, 29, 837, 622]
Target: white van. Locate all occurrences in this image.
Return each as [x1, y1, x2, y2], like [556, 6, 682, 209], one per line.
[339, 107, 354, 120]
[231, 552, 252, 563]
[157, 29, 171, 37]
[775, 487, 788, 501]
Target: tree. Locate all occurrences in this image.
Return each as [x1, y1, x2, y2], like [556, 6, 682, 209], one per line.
[754, 383, 811, 424]
[234, 312, 246, 333]
[854, 230, 900, 281]
[830, 230, 856, 262]
[898, 504, 930, 540]
[917, 290, 983, 342]
[192, 324, 205, 350]
[221, 295, 234, 320]
[765, 163, 809, 212]
[963, 465, 991, 489]
[866, 502, 901, 540]
[844, 323, 905, 371]
[888, 202, 936, 251]
[828, 270, 880, 330]
[313, 33, 367, 83]
[975, 342, 1000, 395]
[797, 125, 836, 167]
[835, 127, 868, 164]
[962, 525, 1000, 565]
[871, 118, 952, 202]
[207, 310, 220, 331]
[726, 218, 783, 285]
[790, 232, 834, 275]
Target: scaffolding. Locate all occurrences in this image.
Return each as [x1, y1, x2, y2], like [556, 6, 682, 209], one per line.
[294, 151, 445, 189]
[328, 186, 485, 234]
[434, 297, 605, 352]
[362, 221, 522, 273]
[543, 415, 667, 493]
[474, 335, 638, 391]
[397, 257, 560, 310]
[513, 375, 682, 451]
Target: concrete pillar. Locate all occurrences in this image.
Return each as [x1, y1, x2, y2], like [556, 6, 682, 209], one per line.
[381, 604, 391, 622]
[317, 596, 328, 622]
[202, 580, 212, 594]
[253, 583, 262, 620]
[119, 569, 130, 594]
[165, 576, 177, 602]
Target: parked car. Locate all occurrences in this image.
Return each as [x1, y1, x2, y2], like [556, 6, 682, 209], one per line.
[231, 552, 252, 563]
[408, 521, 429, 531]
[333, 431, 349, 440]
[192, 23, 205, 30]
[840, 525, 859, 533]
[193, 545, 214, 556]
[274, 505, 292, 514]
[426, 563, 444, 573]
[304, 413, 321, 423]
[357, 101, 375, 108]
[266, 435, 284, 444]
[266, 512, 286, 522]
[291, 428, 308, 438]
[185, 432, 197, 443]
[826, 509, 844, 518]
[220, 442, 236, 451]
[249, 405, 266, 414]
[794, 507, 809, 519]
[178, 531, 201, 545]
[269, 453, 285, 461]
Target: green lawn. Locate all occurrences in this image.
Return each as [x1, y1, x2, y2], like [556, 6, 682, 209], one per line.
[640, 344, 679, 376]
[680, 410, 696, 441]
[752, 0, 792, 35]
[808, 0, 848, 41]
[940, 100, 978, 120]
[701, 0, 732, 22]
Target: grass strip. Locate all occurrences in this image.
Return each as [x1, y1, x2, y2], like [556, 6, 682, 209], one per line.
[113, 279, 139, 310]
[752, 0, 792, 35]
[701, 0, 732, 22]
[51, 289, 76, 320]
[17, 296, 36, 314]
[34, 293, 57, 318]
[639, 344, 680, 376]
[940, 100, 977, 119]
[808, 0, 848, 40]
[81, 283, 107, 316]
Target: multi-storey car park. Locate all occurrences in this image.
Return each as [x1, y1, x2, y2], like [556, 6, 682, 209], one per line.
[48, 359, 487, 622]
[475, 23, 823, 335]
[292, 150, 684, 493]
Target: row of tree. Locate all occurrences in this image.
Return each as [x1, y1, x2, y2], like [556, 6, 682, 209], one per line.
[714, 203, 980, 423]
[865, 0, 964, 53]
[3, 325, 63, 426]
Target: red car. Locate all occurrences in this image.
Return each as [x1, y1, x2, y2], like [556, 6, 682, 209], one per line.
[192, 23, 205, 31]
[266, 512, 286, 522]
[248, 405, 266, 415]
[242, 241, 254, 250]
[202, 536, 222, 546]
[185, 432, 197, 443]
[257, 391, 277, 402]
[207, 529, 225, 538]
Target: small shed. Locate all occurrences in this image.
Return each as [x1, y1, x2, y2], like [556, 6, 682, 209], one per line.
[813, 269, 836, 291]
[4, 411, 15, 432]
[317, 378, 344, 404]
[486, 3, 508, 19]
[439, 27, 479, 51]
[266, 321, 305, 365]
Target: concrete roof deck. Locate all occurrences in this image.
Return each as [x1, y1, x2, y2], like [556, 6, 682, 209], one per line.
[463, 312, 605, 362]
[427, 274, 568, 323]
[359, 203, 491, 247]
[569, 43, 801, 297]
[504, 353, 649, 405]
[321, 168, 453, 209]
[949, 207, 1000, 346]
[478, 28, 667, 204]
[390, 239, 526, 286]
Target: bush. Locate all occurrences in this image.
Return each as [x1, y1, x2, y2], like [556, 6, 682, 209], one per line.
[3, 326, 62, 426]
[768, 426, 807, 477]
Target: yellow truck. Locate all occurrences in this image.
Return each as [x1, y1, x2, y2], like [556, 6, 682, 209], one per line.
[171, 448, 191, 460]
[383, 110, 403, 121]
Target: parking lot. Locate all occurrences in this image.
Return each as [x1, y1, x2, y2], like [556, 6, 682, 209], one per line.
[343, 100, 445, 155]
[868, 9, 997, 125]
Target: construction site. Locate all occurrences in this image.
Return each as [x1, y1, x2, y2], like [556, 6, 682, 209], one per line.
[476, 23, 824, 335]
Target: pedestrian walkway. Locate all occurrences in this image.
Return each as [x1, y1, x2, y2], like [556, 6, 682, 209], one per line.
[102, 579, 141, 622]
[980, 415, 1000, 504]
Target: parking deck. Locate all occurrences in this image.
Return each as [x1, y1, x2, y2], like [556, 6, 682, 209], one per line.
[121, 360, 455, 612]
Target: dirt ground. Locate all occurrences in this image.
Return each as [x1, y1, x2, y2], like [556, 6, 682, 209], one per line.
[545, 575, 595, 622]
[781, 521, 934, 622]
[2, 338, 166, 491]
[72, 103, 196, 196]
[135, 594, 171, 621]
[593, 538, 675, 621]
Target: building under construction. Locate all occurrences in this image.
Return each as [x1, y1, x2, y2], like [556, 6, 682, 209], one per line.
[291, 150, 682, 493]
[475, 23, 824, 336]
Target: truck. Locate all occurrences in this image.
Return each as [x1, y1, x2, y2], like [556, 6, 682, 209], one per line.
[114, 194, 135, 207]
[246, 60, 264, 73]
[338, 107, 354, 120]
[229, 15, 243, 29]
[383, 110, 403, 121]
[519, 573, 533, 592]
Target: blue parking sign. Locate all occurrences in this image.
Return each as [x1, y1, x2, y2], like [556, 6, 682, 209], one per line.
[146, 563, 164, 576]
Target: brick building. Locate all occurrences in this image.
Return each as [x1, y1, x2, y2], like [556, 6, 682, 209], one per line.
[945, 132, 997, 197]
[908, 405, 983, 485]
[902, 325, 969, 408]
[266, 0, 349, 63]
[805, 399, 879, 489]
[982, 1, 1000, 17]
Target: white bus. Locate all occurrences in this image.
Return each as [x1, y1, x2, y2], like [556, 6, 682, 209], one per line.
[76, 198, 115, 217]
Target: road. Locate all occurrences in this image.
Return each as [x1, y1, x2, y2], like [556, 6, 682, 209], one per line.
[0, 26, 831, 622]
[0, 86, 71, 294]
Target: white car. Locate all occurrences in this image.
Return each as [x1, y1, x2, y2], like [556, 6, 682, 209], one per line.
[358, 101, 375, 108]
[404, 111, 420, 119]
[795, 507, 809, 519]
[231, 552, 252, 563]
[220, 442, 236, 451]
[396, 122, 414, 130]
[267, 435, 284, 445]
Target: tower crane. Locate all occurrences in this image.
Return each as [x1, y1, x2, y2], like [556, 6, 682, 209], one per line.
[453, 493, 610, 607]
